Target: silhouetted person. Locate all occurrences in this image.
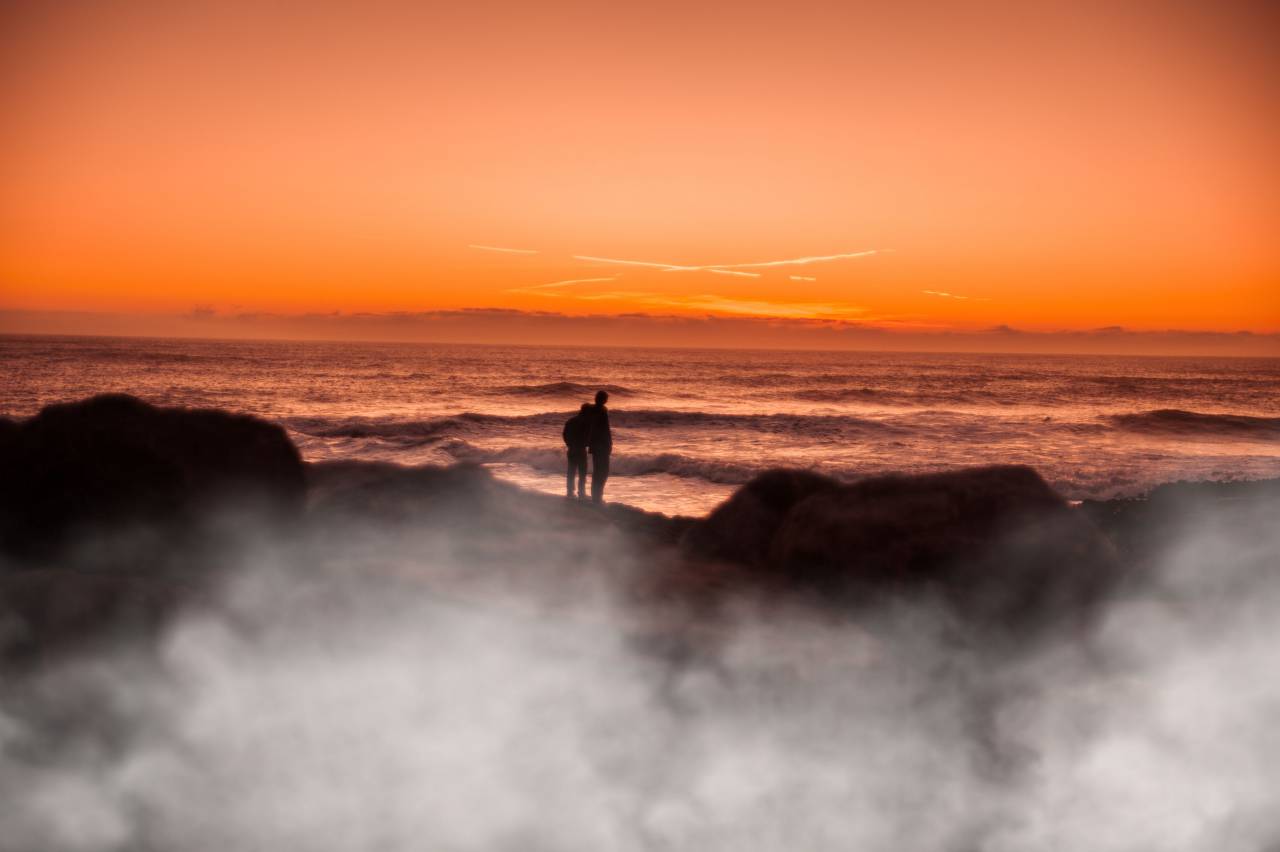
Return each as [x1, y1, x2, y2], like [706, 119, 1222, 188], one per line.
[562, 402, 592, 499]
[587, 389, 612, 503]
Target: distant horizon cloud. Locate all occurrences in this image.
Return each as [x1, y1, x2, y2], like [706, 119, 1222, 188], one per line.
[496, 278, 871, 320]
[4, 308, 1276, 357]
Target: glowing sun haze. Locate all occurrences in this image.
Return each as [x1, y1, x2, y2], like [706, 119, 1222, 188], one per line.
[1, 0, 1277, 352]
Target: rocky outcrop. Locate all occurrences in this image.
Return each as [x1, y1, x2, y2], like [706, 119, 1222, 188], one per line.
[0, 394, 305, 563]
[681, 465, 1123, 638]
[681, 469, 841, 569]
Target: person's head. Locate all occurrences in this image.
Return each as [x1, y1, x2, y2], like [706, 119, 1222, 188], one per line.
[580, 403, 593, 414]
[595, 390, 609, 405]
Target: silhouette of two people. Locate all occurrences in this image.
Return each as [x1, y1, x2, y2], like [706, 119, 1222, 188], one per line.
[563, 389, 612, 503]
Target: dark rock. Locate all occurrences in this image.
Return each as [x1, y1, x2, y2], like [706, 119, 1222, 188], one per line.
[768, 465, 1121, 636]
[681, 469, 840, 568]
[1080, 477, 1280, 569]
[0, 570, 195, 668]
[0, 394, 304, 563]
[676, 465, 1122, 639]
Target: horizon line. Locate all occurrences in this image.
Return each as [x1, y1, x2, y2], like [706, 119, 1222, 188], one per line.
[2, 327, 1276, 361]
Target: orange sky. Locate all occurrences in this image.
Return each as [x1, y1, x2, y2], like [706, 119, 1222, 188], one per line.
[1, 0, 1277, 352]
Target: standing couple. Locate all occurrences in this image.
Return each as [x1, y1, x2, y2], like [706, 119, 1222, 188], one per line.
[562, 389, 611, 503]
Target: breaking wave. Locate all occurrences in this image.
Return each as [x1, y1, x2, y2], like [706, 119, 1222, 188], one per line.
[1110, 409, 1280, 439]
[493, 381, 636, 398]
[281, 412, 558, 442]
[283, 409, 906, 443]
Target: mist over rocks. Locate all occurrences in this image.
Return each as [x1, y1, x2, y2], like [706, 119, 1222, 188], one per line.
[1081, 477, 1280, 570]
[0, 570, 195, 668]
[1, 396, 1280, 849]
[0, 394, 1253, 661]
[0, 394, 305, 563]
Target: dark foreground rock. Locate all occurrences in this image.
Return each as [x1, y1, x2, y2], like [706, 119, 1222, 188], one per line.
[679, 465, 1123, 640]
[0, 394, 305, 562]
[1080, 477, 1280, 568]
[681, 469, 841, 569]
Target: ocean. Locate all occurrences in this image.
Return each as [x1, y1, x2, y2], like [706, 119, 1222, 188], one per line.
[4, 334, 1278, 515]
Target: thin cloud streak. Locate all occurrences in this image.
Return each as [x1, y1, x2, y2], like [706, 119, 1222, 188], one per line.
[707, 268, 763, 278]
[637, 294, 869, 320]
[573, 255, 761, 277]
[506, 277, 618, 294]
[923, 289, 990, 302]
[706, 249, 884, 270]
[790, 275, 817, 282]
[573, 250, 883, 277]
[468, 244, 540, 255]
[517, 283, 870, 321]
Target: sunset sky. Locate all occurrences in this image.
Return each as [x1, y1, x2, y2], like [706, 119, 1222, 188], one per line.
[1, 0, 1277, 352]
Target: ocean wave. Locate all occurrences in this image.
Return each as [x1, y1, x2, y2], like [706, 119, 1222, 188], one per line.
[611, 409, 906, 435]
[283, 409, 907, 441]
[492, 382, 636, 397]
[282, 412, 556, 441]
[1110, 409, 1280, 439]
[793, 387, 889, 402]
[439, 440, 760, 484]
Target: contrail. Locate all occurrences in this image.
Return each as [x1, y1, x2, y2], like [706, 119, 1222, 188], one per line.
[709, 249, 883, 270]
[574, 249, 882, 277]
[574, 255, 759, 278]
[573, 255, 699, 271]
[468, 244, 540, 255]
[501, 277, 616, 296]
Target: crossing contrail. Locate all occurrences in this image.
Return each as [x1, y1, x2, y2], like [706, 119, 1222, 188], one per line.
[573, 249, 883, 277]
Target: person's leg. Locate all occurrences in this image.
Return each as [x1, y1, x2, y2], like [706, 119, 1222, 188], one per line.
[591, 452, 610, 503]
[566, 451, 576, 496]
[576, 453, 588, 497]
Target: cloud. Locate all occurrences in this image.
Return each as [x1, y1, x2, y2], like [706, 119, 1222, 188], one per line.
[468, 244, 540, 255]
[624, 294, 868, 320]
[3, 455, 1278, 850]
[789, 276, 817, 282]
[501, 282, 870, 320]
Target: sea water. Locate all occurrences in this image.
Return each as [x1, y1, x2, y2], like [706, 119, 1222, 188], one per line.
[4, 335, 1277, 515]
